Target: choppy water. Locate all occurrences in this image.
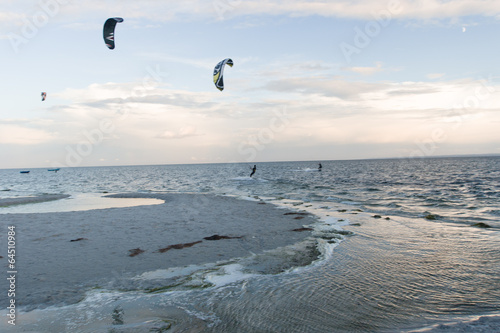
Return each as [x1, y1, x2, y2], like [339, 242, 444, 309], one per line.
[1, 156, 500, 332]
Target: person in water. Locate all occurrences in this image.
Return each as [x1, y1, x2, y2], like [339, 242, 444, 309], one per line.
[250, 165, 256, 177]
[318, 163, 322, 171]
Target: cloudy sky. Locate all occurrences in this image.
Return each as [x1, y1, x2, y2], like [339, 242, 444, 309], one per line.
[1, 0, 500, 168]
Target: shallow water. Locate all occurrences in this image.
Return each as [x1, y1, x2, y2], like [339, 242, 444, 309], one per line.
[0, 193, 163, 214]
[2, 157, 499, 229]
[1, 156, 499, 332]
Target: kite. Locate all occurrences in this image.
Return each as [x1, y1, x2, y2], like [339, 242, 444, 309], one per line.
[41, 92, 47, 101]
[213, 58, 233, 91]
[103, 17, 124, 50]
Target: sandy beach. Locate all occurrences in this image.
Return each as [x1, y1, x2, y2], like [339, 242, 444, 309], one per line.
[0, 193, 317, 311]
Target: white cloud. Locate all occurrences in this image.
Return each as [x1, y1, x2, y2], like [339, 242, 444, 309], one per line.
[0, 124, 54, 145]
[343, 62, 384, 76]
[427, 73, 445, 79]
[264, 76, 390, 100]
[3, 55, 500, 166]
[2, 0, 499, 36]
[157, 126, 200, 139]
[207, 0, 500, 21]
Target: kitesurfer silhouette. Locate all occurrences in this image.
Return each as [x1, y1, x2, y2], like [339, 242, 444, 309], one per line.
[250, 165, 256, 177]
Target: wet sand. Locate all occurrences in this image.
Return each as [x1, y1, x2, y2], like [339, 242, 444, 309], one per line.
[0, 193, 316, 310]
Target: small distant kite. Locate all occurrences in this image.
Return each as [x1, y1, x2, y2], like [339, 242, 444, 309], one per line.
[213, 58, 233, 91]
[103, 17, 124, 50]
[41, 92, 47, 101]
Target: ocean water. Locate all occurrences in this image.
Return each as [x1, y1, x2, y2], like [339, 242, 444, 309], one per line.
[1, 156, 499, 332]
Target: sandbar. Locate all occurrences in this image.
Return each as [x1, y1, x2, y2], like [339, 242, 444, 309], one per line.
[0, 193, 316, 310]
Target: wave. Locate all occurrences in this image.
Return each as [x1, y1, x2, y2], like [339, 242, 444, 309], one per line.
[292, 168, 321, 172]
[407, 314, 500, 332]
[231, 176, 268, 182]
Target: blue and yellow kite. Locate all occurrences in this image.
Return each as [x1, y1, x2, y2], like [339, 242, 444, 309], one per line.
[213, 58, 233, 91]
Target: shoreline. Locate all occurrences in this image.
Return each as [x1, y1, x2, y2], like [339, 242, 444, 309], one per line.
[0, 194, 71, 207]
[0, 192, 318, 311]
[0, 193, 164, 214]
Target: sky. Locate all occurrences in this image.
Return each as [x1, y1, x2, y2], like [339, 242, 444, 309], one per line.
[1, 0, 500, 169]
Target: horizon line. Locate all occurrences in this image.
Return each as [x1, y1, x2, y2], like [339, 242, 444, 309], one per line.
[3, 153, 500, 171]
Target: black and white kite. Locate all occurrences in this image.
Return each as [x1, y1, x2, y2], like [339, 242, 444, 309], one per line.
[103, 17, 124, 50]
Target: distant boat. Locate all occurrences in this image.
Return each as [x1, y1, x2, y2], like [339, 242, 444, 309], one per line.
[20, 171, 30, 174]
[47, 168, 60, 172]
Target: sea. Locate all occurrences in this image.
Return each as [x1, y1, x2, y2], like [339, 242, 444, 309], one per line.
[1, 156, 499, 332]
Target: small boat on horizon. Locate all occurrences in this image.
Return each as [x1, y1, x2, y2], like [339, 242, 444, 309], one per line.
[20, 170, 30, 174]
[47, 168, 60, 172]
